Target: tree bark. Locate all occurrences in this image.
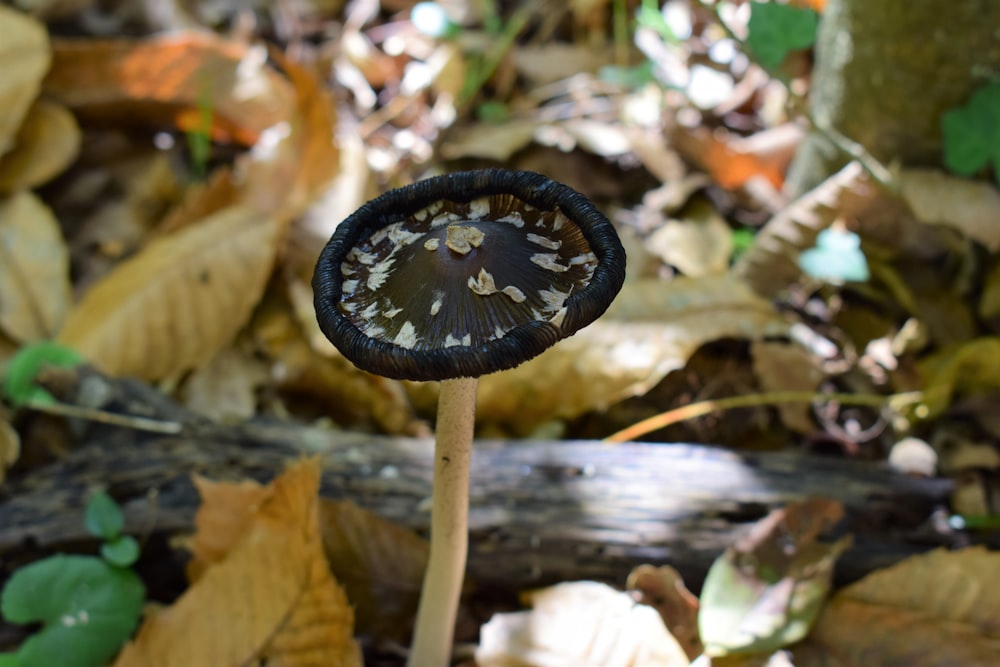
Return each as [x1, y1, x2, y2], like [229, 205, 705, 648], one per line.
[787, 0, 1000, 194]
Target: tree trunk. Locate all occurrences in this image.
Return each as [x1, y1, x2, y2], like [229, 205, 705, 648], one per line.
[787, 0, 1000, 194]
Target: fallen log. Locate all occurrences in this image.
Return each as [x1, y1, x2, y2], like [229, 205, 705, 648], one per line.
[0, 367, 952, 593]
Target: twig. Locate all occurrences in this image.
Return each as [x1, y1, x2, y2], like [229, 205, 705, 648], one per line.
[25, 401, 184, 435]
[604, 390, 925, 443]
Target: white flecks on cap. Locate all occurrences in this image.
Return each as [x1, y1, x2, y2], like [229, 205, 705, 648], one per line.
[444, 333, 473, 347]
[538, 286, 571, 310]
[468, 268, 498, 295]
[394, 321, 419, 348]
[423, 238, 440, 251]
[469, 198, 490, 219]
[501, 285, 527, 303]
[530, 253, 569, 272]
[526, 233, 562, 250]
[367, 257, 395, 290]
[430, 290, 445, 316]
[497, 212, 525, 228]
[445, 225, 485, 254]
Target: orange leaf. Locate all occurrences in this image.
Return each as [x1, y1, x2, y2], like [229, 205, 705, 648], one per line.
[58, 205, 282, 380]
[44, 32, 296, 146]
[186, 476, 270, 582]
[672, 126, 785, 190]
[114, 459, 361, 667]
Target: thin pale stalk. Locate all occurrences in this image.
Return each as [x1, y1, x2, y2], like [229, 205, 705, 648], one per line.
[407, 376, 478, 667]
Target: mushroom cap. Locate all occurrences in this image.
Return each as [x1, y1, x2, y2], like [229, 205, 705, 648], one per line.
[312, 169, 626, 381]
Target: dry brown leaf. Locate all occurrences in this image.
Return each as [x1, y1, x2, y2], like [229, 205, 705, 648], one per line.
[499, 272, 782, 422]
[0, 413, 20, 483]
[442, 120, 541, 161]
[116, 459, 361, 667]
[45, 32, 296, 146]
[472, 274, 789, 430]
[751, 340, 826, 433]
[513, 43, 618, 86]
[627, 565, 702, 659]
[808, 547, 1000, 666]
[476, 581, 690, 667]
[899, 169, 1000, 251]
[0, 98, 80, 192]
[0, 191, 72, 342]
[916, 337, 1000, 419]
[320, 499, 429, 641]
[733, 162, 870, 298]
[180, 346, 269, 423]
[646, 208, 732, 276]
[253, 302, 421, 434]
[155, 47, 338, 239]
[0, 6, 49, 158]
[58, 205, 282, 381]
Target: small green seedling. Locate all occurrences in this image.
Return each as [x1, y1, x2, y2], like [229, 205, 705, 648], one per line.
[746, 1, 819, 71]
[0, 492, 144, 667]
[942, 81, 1000, 185]
[1, 342, 82, 409]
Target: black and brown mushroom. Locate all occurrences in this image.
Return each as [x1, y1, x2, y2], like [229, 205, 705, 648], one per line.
[312, 169, 625, 667]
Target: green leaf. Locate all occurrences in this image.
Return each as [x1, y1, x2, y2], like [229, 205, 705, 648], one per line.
[0, 653, 18, 667]
[84, 492, 124, 542]
[101, 536, 140, 568]
[2, 555, 144, 667]
[698, 500, 849, 656]
[746, 1, 818, 71]
[942, 82, 1000, 183]
[1, 342, 82, 408]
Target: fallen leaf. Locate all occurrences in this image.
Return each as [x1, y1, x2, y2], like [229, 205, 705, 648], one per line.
[917, 337, 1000, 419]
[646, 204, 733, 277]
[512, 43, 618, 86]
[0, 191, 72, 342]
[671, 125, 784, 190]
[186, 475, 270, 582]
[58, 205, 282, 381]
[699, 498, 851, 656]
[0, 411, 19, 483]
[751, 340, 826, 433]
[320, 499, 429, 641]
[0, 6, 49, 158]
[472, 274, 790, 432]
[900, 168, 1000, 251]
[115, 459, 361, 667]
[627, 564, 702, 659]
[807, 547, 1000, 666]
[0, 98, 80, 192]
[476, 581, 690, 667]
[441, 120, 541, 161]
[45, 32, 296, 146]
[180, 346, 269, 423]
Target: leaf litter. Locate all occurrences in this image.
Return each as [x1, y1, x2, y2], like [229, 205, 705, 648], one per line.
[0, 1, 998, 666]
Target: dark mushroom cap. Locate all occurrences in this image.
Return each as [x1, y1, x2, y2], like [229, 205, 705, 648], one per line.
[312, 169, 626, 381]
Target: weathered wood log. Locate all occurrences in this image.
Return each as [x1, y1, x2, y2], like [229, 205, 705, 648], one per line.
[0, 368, 952, 593]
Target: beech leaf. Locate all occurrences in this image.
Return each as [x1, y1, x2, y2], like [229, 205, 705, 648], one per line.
[58, 206, 282, 381]
[114, 459, 360, 667]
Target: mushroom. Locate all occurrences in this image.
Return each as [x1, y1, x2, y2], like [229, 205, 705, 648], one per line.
[312, 169, 625, 666]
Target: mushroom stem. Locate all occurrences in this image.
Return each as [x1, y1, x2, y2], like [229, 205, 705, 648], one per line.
[408, 376, 478, 667]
